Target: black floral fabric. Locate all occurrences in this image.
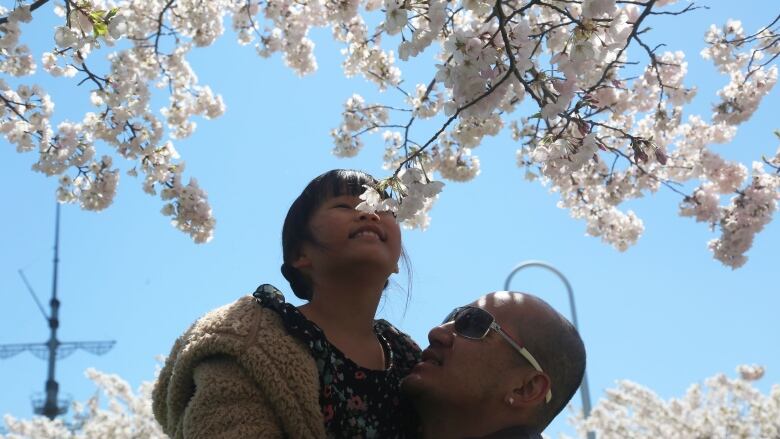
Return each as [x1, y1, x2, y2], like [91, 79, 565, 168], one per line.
[254, 285, 421, 438]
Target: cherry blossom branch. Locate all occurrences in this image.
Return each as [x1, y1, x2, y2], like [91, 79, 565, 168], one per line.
[75, 61, 107, 91]
[648, 2, 708, 17]
[633, 33, 678, 105]
[393, 69, 515, 176]
[368, 70, 411, 97]
[537, 1, 583, 27]
[154, 0, 177, 58]
[590, 121, 689, 197]
[727, 13, 780, 44]
[582, 0, 657, 97]
[2, 0, 775, 256]
[390, 0, 548, 175]
[351, 124, 410, 138]
[762, 159, 779, 173]
[242, 0, 264, 41]
[0, 0, 50, 25]
[0, 93, 31, 122]
[743, 33, 780, 81]
[363, 105, 413, 113]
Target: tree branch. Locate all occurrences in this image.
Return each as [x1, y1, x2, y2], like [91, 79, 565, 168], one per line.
[0, 0, 51, 25]
[648, 2, 708, 16]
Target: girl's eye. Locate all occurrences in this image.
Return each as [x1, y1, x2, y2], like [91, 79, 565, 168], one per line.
[334, 203, 353, 209]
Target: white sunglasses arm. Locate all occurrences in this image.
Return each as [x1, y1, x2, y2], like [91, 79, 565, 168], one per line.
[491, 322, 553, 404]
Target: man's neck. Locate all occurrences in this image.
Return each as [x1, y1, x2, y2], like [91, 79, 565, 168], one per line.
[418, 407, 486, 439]
[478, 426, 541, 439]
[418, 407, 539, 439]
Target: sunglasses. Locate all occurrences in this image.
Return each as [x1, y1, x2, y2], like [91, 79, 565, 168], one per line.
[443, 306, 552, 403]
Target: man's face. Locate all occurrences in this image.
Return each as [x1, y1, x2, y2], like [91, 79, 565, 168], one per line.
[402, 292, 537, 411]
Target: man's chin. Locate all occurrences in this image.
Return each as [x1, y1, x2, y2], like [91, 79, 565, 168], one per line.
[400, 369, 428, 398]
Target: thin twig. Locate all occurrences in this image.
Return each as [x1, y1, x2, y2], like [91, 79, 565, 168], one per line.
[0, 0, 51, 25]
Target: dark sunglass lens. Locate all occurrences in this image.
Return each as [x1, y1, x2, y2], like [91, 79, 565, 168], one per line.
[454, 308, 491, 338]
[442, 308, 459, 325]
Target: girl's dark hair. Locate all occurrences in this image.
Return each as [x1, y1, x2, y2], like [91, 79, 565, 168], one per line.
[281, 169, 390, 300]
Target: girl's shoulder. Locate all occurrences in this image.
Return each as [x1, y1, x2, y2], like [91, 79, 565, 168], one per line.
[252, 283, 293, 316]
[165, 284, 303, 367]
[153, 285, 322, 438]
[374, 319, 417, 344]
[185, 285, 286, 340]
[155, 283, 317, 399]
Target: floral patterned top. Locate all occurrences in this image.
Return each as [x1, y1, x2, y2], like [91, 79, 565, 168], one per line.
[254, 285, 422, 438]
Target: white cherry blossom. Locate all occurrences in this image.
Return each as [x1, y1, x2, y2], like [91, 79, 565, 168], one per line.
[0, 0, 778, 266]
[2, 368, 165, 438]
[569, 365, 780, 439]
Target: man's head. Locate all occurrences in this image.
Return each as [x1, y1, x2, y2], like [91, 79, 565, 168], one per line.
[403, 291, 586, 437]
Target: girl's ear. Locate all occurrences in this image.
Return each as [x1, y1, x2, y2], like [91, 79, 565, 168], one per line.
[292, 255, 311, 270]
[291, 245, 312, 270]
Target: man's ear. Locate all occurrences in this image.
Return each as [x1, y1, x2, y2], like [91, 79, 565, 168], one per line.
[506, 372, 551, 408]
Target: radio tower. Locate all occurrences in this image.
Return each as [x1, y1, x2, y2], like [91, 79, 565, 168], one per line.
[0, 204, 115, 419]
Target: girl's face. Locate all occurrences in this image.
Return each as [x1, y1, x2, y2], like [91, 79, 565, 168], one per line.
[294, 194, 402, 278]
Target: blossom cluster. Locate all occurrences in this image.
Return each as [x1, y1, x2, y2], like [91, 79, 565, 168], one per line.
[2, 0, 226, 242]
[704, 160, 780, 268]
[328, 0, 778, 266]
[4, 364, 776, 438]
[2, 368, 165, 438]
[568, 365, 780, 438]
[1, 0, 778, 264]
[356, 166, 444, 230]
[331, 94, 389, 157]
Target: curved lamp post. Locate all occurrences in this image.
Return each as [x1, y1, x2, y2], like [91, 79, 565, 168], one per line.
[504, 260, 594, 439]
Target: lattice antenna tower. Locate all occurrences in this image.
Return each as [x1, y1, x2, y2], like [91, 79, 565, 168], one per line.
[0, 204, 115, 420]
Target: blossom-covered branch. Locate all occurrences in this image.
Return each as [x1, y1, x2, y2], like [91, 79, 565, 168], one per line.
[332, 0, 779, 267]
[2, 368, 165, 438]
[568, 365, 780, 438]
[3, 364, 776, 438]
[1, 0, 778, 266]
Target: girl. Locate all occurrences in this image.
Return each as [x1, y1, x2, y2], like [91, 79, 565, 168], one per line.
[153, 169, 421, 438]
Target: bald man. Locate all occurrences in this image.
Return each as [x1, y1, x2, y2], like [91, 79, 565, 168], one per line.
[402, 292, 586, 439]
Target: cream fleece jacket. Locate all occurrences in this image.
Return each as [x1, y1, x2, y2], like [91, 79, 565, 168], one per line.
[152, 294, 327, 439]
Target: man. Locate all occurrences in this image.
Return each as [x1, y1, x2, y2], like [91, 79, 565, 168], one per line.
[402, 291, 586, 439]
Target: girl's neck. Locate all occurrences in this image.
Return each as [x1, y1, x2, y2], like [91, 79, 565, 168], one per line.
[298, 276, 388, 370]
[298, 275, 385, 337]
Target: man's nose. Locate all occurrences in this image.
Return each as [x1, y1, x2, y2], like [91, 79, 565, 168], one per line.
[428, 323, 455, 348]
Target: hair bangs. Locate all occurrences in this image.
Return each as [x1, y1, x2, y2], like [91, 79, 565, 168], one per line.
[307, 169, 381, 205]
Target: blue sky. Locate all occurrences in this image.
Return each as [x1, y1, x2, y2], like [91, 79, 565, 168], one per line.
[1, 1, 778, 436]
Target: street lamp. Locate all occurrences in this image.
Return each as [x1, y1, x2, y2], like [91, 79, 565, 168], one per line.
[504, 260, 595, 439]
